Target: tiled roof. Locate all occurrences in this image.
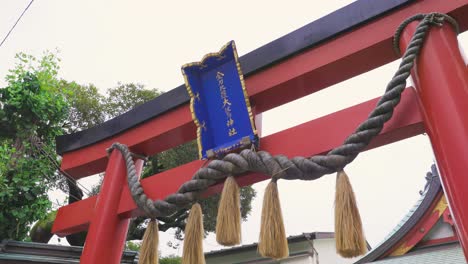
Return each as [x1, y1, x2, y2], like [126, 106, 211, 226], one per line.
[369, 243, 465, 264]
[0, 240, 138, 263]
[205, 232, 334, 257]
[355, 165, 442, 263]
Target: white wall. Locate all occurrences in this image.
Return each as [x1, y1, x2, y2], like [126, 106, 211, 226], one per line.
[205, 237, 365, 264]
[311, 238, 362, 264]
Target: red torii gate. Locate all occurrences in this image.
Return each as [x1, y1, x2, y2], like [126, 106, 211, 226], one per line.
[52, 0, 468, 263]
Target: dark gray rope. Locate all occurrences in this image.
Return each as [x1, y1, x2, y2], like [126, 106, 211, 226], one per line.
[392, 13, 459, 56]
[108, 13, 459, 219]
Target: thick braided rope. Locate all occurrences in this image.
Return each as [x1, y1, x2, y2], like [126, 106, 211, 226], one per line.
[393, 13, 459, 56]
[108, 13, 458, 219]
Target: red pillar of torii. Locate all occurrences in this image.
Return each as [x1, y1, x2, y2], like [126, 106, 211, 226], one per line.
[51, 1, 468, 263]
[80, 152, 144, 263]
[400, 20, 468, 257]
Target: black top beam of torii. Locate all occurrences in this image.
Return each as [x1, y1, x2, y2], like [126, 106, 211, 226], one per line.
[56, 0, 414, 155]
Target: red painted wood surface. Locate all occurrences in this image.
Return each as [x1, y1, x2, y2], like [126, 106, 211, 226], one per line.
[417, 235, 458, 248]
[53, 88, 424, 235]
[80, 150, 144, 263]
[60, 0, 468, 179]
[385, 192, 445, 258]
[400, 19, 468, 260]
[379, 190, 447, 259]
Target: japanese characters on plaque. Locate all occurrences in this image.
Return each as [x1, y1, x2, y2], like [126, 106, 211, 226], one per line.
[182, 41, 258, 159]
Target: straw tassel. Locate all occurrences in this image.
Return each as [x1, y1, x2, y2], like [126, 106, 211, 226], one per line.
[182, 203, 205, 264]
[138, 219, 159, 264]
[335, 170, 367, 258]
[216, 176, 242, 246]
[258, 180, 289, 260]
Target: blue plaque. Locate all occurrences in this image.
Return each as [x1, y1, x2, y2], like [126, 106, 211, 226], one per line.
[182, 41, 258, 159]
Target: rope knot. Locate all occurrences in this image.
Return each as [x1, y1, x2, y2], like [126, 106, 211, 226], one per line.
[392, 13, 459, 56]
[427, 13, 445, 27]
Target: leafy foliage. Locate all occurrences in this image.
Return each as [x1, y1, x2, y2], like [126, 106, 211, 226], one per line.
[61, 81, 106, 133]
[125, 240, 141, 251]
[104, 83, 160, 117]
[160, 255, 181, 264]
[0, 52, 69, 240]
[29, 210, 57, 242]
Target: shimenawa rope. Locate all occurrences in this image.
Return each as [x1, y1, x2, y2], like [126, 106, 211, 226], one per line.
[109, 12, 458, 220]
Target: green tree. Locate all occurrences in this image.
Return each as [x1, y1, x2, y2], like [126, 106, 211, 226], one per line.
[104, 83, 160, 117]
[30, 81, 115, 245]
[61, 81, 106, 133]
[0, 52, 70, 240]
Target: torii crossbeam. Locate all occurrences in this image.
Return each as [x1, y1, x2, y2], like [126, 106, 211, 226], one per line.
[52, 0, 468, 263]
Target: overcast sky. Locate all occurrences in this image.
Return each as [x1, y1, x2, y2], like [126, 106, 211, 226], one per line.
[1, 0, 466, 258]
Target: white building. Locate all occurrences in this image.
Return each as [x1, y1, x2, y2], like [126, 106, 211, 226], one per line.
[205, 232, 367, 264]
